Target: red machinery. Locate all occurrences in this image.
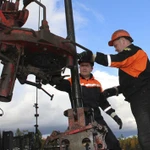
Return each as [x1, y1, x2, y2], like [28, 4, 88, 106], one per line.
[0, 0, 107, 149]
[0, 0, 75, 102]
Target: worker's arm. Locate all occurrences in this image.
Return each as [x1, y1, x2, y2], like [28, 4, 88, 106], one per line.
[55, 79, 71, 94]
[78, 49, 139, 68]
[49, 74, 71, 94]
[50, 77, 74, 107]
[102, 86, 122, 98]
[99, 93, 123, 129]
[49, 74, 71, 95]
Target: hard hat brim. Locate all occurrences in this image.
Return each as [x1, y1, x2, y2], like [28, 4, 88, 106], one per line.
[108, 40, 114, 46]
[78, 61, 94, 66]
[108, 36, 133, 46]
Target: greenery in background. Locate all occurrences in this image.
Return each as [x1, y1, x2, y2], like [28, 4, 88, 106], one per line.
[15, 128, 43, 150]
[15, 129, 142, 150]
[118, 134, 142, 150]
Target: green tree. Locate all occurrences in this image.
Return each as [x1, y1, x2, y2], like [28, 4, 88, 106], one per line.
[15, 128, 24, 136]
[118, 135, 141, 150]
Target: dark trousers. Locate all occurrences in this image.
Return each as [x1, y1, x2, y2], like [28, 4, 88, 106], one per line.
[129, 86, 150, 150]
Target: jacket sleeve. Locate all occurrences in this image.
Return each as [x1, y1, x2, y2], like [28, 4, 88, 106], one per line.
[55, 79, 71, 95]
[99, 93, 111, 110]
[55, 79, 75, 108]
[94, 50, 134, 67]
[95, 52, 108, 66]
[99, 92, 117, 115]
[103, 85, 122, 98]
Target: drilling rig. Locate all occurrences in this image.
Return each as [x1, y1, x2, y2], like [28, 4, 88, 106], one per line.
[0, 0, 108, 149]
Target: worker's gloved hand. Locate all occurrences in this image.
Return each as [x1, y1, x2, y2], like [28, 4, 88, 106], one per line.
[105, 108, 122, 129]
[103, 86, 119, 98]
[49, 74, 69, 86]
[77, 50, 93, 60]
[113, 115, 123, 129]
[49, 75, 62, 86]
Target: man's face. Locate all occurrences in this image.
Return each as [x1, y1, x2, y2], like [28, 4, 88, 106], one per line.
[79, 62, 93, 78]
[113, 38, 125, 53]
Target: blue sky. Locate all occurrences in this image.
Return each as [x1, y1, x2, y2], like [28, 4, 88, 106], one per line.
[1, 0, 150, 139]
[70, 0, 150, 74]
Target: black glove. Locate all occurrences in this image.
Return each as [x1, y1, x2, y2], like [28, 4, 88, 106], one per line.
[49, 75, 62, 86]
[103, 87, 119, 98]
[49, 74, 69, 86]
[77, 50, 93, 60]
[105, 108, 122, 129]
[113, 115, 123, 129]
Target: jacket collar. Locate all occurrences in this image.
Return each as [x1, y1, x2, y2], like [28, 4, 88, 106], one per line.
[80, 73, 94, 80]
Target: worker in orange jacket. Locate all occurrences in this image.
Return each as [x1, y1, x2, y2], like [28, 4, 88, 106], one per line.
[78, 29, 150, 150]
[52, 55, 122, 150]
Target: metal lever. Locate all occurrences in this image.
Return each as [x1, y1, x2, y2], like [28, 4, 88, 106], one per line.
[40, 87, 54, 100]
[25, 80, 54, 100]
[62, 39, 92, 52]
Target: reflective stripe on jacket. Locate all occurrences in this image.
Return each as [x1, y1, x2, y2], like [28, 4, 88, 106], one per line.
[95, 44, 150, 100]
[68, 74, 111, 109]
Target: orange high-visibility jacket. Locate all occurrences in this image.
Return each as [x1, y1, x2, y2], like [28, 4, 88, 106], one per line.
[95, 44, 150, 100]
[56, 74, 113, 112]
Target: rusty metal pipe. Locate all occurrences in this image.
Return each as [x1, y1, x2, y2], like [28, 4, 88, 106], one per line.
[35, 0, 46, 21]
[64, 0, 83, 108]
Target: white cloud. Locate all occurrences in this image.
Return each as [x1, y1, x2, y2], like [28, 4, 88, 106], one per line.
[74, 2, 104, 23]
[93, 70, 119, 89]
[22, 0, 66, 36]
